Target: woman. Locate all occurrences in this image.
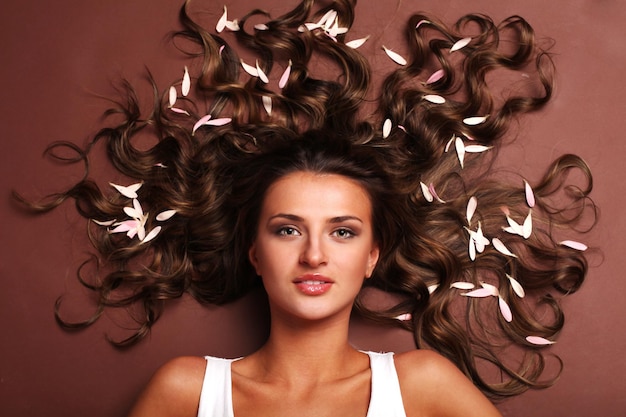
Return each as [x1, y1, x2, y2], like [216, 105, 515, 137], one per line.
[17, 0, 594, 411]
[127, 134, 502, 416]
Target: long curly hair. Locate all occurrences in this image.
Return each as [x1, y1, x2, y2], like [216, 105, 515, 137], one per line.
[15, 0, 596, 399]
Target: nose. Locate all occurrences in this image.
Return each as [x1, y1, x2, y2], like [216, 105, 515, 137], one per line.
[299, 236, 327, 267]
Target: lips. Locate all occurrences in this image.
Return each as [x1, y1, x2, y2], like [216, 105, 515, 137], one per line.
[293, 274, 333, 295]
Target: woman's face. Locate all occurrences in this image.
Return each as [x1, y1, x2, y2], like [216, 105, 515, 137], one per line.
[249, 171, 380, 323]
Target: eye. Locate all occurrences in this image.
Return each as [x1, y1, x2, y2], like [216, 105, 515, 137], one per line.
[277, 226, 300, 237]
[332, 228, 355, 239]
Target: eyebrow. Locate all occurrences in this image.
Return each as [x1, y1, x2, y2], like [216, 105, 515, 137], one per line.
[268, 213, 364, 224]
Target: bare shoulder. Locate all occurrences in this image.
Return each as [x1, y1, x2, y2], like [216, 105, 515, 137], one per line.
[127, 356, 207, 417]
[394, 350, 502, 417]
[394, 349, 464, 384]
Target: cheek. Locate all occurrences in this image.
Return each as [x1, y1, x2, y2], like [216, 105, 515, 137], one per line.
[343, 246, 375, 277]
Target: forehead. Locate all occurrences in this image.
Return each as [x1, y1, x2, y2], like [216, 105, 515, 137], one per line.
[261, 171, 373, 218]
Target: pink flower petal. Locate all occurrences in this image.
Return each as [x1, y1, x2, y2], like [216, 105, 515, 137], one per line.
[141, 226, 162, 244]
[346, 36, 369, 49]
[317, 9, 337, 27]
[216, 6, 228, 33]
[423, 94, 446, 104]
[204, 117, 232, 126]
[182, 66, 191, 97]
[110, 182, 142, 199]
[499, 296, 513, 322]
[394, 313, 412, 321]
[450, 37, 471, 53]
[473, 223, 489, 252]
[560, 240, 588, 251]
[464, 144, 491, 153]
[503, 214, 524, 237]
[466, 196, 477, 224]
[426, 69, 444, 84]
[451, 282, 475, 290]
[382, 118, 392, 138]
[526, 336, 555, 345]
[465, 196, 478, 224]
[505, 214, 520, 229]
[156, 210, 177, 221]
[480, 282, 499, 296]
[463, 115, 488, 125]
[455, 137, 465, 168]
[428, 183, 445, 203]
[444, 135, 454, 152]
[332, 23, 348, 34]
[415, 19, 431, 29]
[136, 224, 146, 241]
[133, 198, 144, 217]
[224, 19, 240, 31]
[262, 96, 272, 116]
[92, 219, 116, 226]
[168, 86, 177, 107]
[110, 222, 133, 233]
[492, 238, 517, 258]
[170, 107, 190, 116]
[279, 60, 292, 89]
[420, 182, 433, 202]
[329, 24, 348, 39]
[123, 206, 139, 219]
[192, 114, 213, 135]
[506, 274, 525, 298]
[382, 46, 407, 66]
[240, 59, 259, 77]
[502, 226, 517, 235]
[462, 288, 495, 298]
[468, 237, 476, 261]
[254, 23, 269, 31]
[255, 60, 269, 83]
[524, 180, 536, 208]
[428, 284, 439, 294]
[328, 17, 348, 37]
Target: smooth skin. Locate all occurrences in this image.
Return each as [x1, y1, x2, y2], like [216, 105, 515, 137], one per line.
[128, 172, 502, 417]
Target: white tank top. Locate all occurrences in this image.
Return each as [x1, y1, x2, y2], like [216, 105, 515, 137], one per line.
[197, 351, 407, 417]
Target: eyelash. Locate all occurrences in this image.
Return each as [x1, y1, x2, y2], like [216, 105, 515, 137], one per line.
[274, 227, 356, 239]
[332, 228, 356, 239]
[276, 226, 300, 236]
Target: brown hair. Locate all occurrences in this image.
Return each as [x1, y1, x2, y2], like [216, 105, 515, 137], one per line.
[15, 0, 596, 399]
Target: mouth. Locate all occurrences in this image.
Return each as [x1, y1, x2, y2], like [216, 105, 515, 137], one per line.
[293, 274, 334, 295]
[293, 274, 334, 284]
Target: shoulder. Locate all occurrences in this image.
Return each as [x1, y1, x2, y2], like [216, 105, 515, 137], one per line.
[394, 349, 461, 383]
[393, 350, 463, 396]
[127, 356, 208, 417]
[393, 350, 502, 417]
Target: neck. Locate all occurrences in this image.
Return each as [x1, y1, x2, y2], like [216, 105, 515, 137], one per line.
[250, 309, 363, 384]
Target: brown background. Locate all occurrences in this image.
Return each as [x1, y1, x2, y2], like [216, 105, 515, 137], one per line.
[1, 0, 624, 416]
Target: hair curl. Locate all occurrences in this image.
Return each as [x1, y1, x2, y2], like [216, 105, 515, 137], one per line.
[15, 0, 597, 399]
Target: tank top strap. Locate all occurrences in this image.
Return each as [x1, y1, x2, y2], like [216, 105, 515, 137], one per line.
[364, 351, 407, 417]
[197, 356, 237, 417]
